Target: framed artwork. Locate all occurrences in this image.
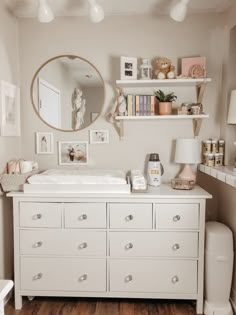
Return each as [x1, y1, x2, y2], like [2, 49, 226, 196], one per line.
[181, 56, 206, 78]
[90, 130, 109, 144]
[120, 56, 137, 80]
[0, 80, 21, 136]
[58, 141, 88, 165]
[36, 132, 54, 154]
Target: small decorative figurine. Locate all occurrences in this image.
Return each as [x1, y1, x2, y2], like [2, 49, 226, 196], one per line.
[155, 57, 175, 79]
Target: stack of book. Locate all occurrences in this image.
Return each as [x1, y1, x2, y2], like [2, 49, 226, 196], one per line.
[125, 95, 156, 116]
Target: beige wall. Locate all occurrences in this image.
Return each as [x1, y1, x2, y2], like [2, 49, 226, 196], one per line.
[0, 2, 20, 279]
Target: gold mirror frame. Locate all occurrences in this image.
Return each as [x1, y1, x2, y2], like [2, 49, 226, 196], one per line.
[30, 55, 105, 132]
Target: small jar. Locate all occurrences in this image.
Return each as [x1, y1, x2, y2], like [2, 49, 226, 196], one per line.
[218, 140, 225, 154]
[211, 139, 218, 154]
[202, 153, 208, 165]
[206, 153, 214, 167]
[214, 153, 221, 167]
[140, 59, 152, 80]
[219, 153, 224, 166]
[202, 140, 212, 154]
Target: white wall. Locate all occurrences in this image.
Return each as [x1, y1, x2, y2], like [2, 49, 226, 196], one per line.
[18, 14, 224, 178]
[0, 2, 20, 279]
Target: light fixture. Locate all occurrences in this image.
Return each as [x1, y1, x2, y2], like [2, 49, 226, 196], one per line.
[227, 90, 236, 124]
[170, 0, 190, 22]
[37, 0, 54, 23]
[174, 138, 201, 182]
[88, 0, 104, 23]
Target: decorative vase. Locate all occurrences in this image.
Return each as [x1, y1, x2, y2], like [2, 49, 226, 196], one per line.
[159, 102, 172, 115]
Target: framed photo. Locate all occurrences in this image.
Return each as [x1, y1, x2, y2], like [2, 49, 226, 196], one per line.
[120, 56, 137, 80]
[58, 141, 88, 165]
[181, 56, 206, 78]
[90, 130, 109, 144]
[0, 80, 20, 136]
[36, 132, 54, 154]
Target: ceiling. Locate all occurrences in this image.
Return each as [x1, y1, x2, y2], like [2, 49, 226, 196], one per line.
[6, 0, 235, 18]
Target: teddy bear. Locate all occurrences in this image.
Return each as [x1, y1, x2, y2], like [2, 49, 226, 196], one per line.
[155, 57, 175, 79]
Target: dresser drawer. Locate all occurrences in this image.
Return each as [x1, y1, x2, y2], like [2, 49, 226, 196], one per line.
[109, 203, 152, 229]
[155, 204, 199, 229]
[109, 259, 197, 294]
[64, 203, 106, 228]
[109, 231, 198, 258]
[21, 257, 106, 292]
[20, 230, 106, 256]
[20, 203, 62, 228]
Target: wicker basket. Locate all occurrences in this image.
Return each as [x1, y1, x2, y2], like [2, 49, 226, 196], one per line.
[0, 170, 38, 192]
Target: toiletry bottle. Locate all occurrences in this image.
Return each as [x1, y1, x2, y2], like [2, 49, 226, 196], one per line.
[147, 153, 163, 186]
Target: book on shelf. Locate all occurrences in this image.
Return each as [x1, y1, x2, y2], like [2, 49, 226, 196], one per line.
[124, 94, 156, 116]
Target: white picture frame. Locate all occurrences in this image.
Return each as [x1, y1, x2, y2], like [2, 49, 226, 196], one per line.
[0, 80, 21, 136]
[58, 141, 88, 165]
[36, 132, 54, 154]
[90, 130, 109, 144]
[120, 56, 138, 80]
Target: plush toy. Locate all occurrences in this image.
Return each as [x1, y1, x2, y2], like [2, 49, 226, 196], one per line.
[155, 57, 175, 79]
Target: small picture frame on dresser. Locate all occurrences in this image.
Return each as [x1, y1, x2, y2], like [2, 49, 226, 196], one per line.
[58, 141, 88, 165]
[120, 56, 137, 80]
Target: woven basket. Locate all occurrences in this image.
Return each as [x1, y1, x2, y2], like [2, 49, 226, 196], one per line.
[0, 170, 38, 192]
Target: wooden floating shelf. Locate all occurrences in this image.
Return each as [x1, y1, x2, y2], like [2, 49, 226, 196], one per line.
[116, 78, 212, 88]
[115, 114, 209, 121]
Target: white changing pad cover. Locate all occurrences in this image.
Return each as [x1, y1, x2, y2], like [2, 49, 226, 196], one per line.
[27, 169, 127, 185]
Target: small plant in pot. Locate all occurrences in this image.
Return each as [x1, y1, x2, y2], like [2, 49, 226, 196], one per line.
[154, 89, 177, 115]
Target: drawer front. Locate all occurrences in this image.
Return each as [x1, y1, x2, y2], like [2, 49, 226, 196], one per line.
[20, 230, 106, 256]
[155, 204, 199, 229]
[109, 232, 198, 258]
[20, 202, 62, 228]
[109, 259, 197, 294]
[65, 203, 106, 228]
[21, 257, 106, 292]
[109, 203, 152, 229]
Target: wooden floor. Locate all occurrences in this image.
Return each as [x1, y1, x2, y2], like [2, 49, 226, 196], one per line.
[5, 297, 198, 315]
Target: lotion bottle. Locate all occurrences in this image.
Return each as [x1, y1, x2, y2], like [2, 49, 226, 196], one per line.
[147, 153, 163, 186]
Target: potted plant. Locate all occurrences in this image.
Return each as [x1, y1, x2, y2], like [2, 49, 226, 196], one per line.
[154, 89, 177, 115]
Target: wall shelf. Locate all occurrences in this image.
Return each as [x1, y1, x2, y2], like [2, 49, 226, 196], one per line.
[199, 164, 236, 188]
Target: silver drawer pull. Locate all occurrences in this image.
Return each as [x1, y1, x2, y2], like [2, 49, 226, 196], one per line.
[172, 243, 180, 251]
[173, 215, 181, 222]
[33, 213, 42, 220]
[79, 242, 88, 249]
[79, 274, 88, 281]
[33, 273, 43, 281]
[125, 243, 133, 250]
[125, 214, 134, 221]
[171, 275, 179, 284]
[33, 241, 43, 248]
[79, 214, 87, 221]
[124, 275, 133, 283]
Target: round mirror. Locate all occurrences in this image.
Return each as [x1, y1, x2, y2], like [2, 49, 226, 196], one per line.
[31, 55, 105, 131]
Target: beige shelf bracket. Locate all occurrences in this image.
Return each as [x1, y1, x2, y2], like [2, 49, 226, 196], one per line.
[193, 118, 202, 137]
[196, 83, 206, 104]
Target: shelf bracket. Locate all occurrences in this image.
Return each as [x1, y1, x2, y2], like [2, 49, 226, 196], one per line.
[107, 112, 124, 141]
[196, 83, 206, 104]
[193, 118, 202, 137]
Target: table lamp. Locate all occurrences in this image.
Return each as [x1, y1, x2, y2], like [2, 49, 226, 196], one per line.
[175, 138, 201, 182]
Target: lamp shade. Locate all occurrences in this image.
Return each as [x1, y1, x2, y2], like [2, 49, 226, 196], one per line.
[227, 90, 236, 124]
[175, 138, 201, 164]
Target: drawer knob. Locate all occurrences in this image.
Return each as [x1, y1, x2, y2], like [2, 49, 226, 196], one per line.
[79, 274, 88, 281]
[125, 215, 134, 221]
[125, 243, 133, 250]
[79, 242, 88, 249]
[33, 213, 42, 220]
[33, 273, 43, 281]
[173, 215, 181, 222]
[172, 243, 180, 251]
[33, 241, 43, 248]
[171, 275, 179, 284]
[79, 214, 87, 221]
[124, 275, 133, 283]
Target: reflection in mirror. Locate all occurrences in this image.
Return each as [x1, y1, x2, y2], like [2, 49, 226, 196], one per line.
[31, 55, 105, 131]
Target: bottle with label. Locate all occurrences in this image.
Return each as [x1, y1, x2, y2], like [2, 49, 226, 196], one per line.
[147, 153, 164, 186]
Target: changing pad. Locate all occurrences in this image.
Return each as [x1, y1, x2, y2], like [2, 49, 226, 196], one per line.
[24, 169, 130, 193]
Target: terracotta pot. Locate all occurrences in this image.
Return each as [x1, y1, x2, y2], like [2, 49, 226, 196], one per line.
[159, 102, 172, 115]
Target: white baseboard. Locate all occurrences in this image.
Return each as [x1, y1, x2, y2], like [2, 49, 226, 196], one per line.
[231, 287, 236, 314]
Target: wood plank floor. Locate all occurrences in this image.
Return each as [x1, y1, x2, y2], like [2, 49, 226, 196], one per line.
[5, 297, 198, 315]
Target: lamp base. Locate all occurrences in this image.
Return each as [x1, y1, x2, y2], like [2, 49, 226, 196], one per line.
[178, 164, 196, 182]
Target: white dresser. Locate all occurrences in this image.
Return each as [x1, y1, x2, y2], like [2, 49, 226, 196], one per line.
[9, 184, 211, 314]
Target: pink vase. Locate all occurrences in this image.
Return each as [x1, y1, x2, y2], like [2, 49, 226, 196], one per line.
[159, 102, 172, 115]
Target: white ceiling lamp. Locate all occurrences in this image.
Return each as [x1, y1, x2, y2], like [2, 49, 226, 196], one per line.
[88, 0, 104, 23]
[38, 0, 54, 23]
[170, 0, 190, 22]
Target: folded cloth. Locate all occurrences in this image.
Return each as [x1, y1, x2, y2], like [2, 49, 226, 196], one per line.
[130, 170, 147, 190]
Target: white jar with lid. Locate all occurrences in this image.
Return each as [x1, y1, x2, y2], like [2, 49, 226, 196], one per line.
[140, 59, 152, 80]
[211, 140, 218, 154]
